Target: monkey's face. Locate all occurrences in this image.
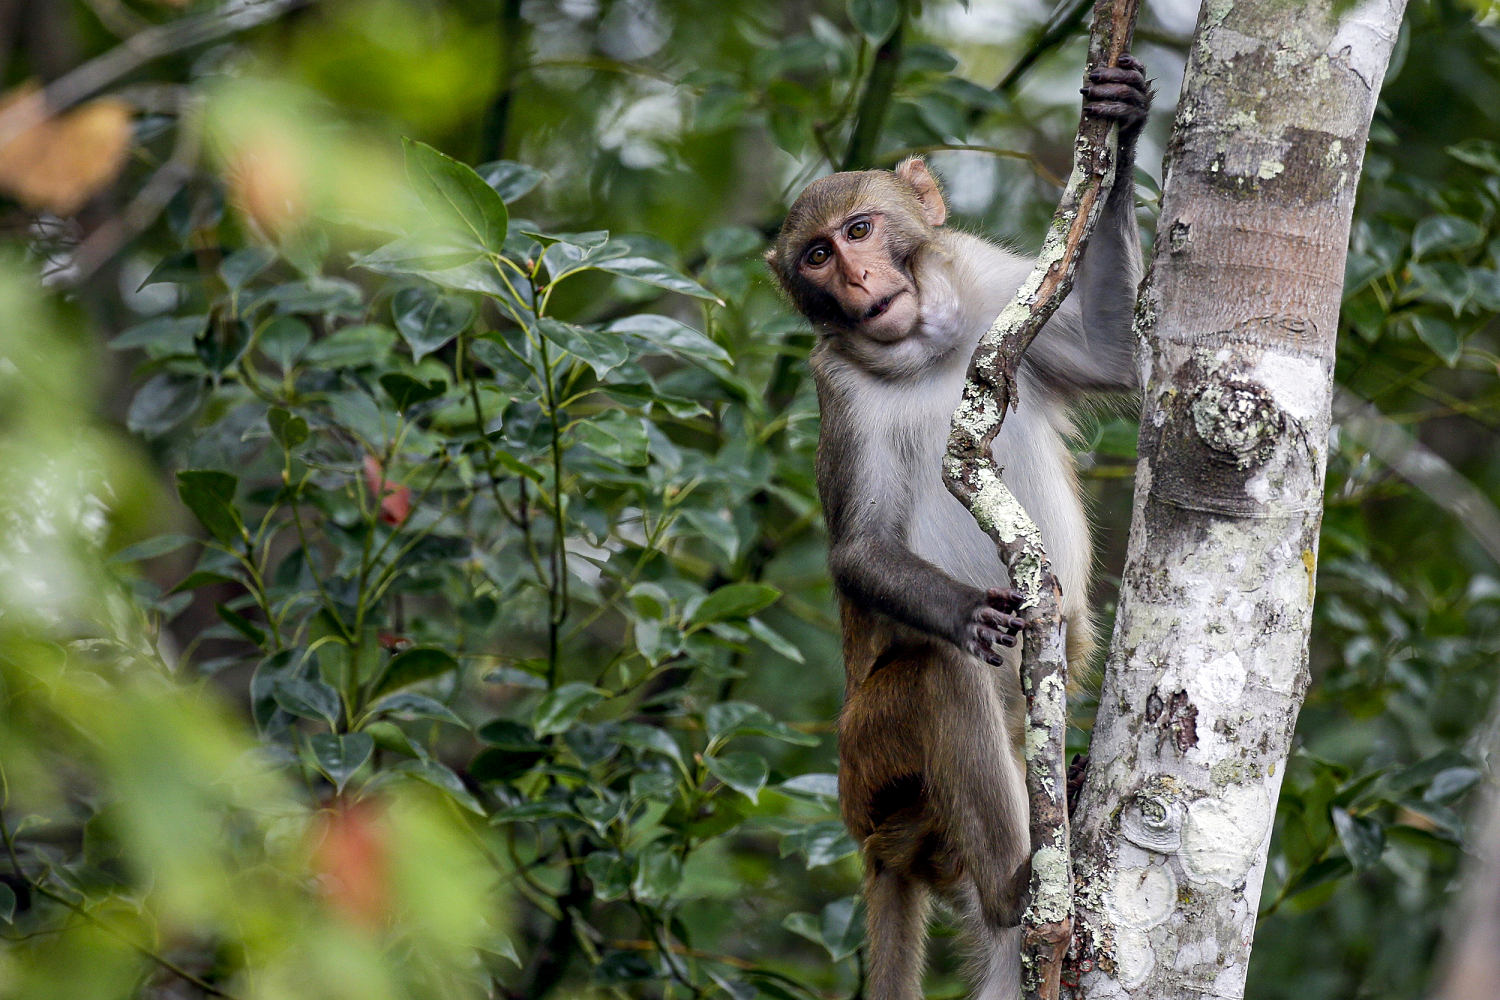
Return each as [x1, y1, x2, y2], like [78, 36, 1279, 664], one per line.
[790, 211, 922, 343]
[768, 160, 949, 348]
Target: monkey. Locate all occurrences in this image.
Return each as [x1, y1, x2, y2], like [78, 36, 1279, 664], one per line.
[765, 56, 1151, 1000]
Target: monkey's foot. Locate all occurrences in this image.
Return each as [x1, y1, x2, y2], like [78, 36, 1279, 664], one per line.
[1082, 52, 1152, 132]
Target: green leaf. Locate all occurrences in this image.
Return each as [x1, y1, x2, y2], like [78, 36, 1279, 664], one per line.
[477, 160, 545, 202]
[747, 617, 805, 663]
[705, 751, 769, 803]
[128, 375, 203, 436]
[379, 372, 446, 411]
[403, 138, 509, 254]
[610, 314, 731, 365]
[571, 410, 649, 467]
[110, 315, 206, 353]
[258, 316, 311, 371]
[108, 533, 197, 564]
[632, 844, 683, 902]
[194, 316, 251, 373]
[386, 759, 485, 814]
[784, 897, 862, 961]
[616, 722, 685, 767]
[849, 0, 901, 40]
[1423, 766, 1482, 803]
[780, 820, 859, 869]
[592, 256, 720, 302]
[303, 324, 397, 367]
[392, 285, 476, 360]
[369, 646, 460, 700]
[267, 407, 309, 450]
[1448, 138, 1500, 173]
[584, 851, 633, 901]
[1406, 261, 1472, 315]
[368, 692, 468, 729]
[272, 676, 343, 728]
[537, 317, 631, 380]
[1407, 313, 1464, 366]
[690, 583, 781, 625]
[1412, 215, 1486, 258]
[532, 682, 606, 736]
[215, 602, 266, 646]
[220, 246, 277, 290]
[0, 882, 13, 923]
[176, 470, 244, 545]
[1330, 807, 1385, 870]
[778, 773, 839, 802]
[705, 701, 819, 747]
[309, 732, 373, 792]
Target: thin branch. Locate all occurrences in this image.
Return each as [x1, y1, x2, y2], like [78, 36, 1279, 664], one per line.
[940, 1, 1141, 998]
[0, 812, 238, 999]
[0, 0, 312, 149]
[67, 95, 202, 285]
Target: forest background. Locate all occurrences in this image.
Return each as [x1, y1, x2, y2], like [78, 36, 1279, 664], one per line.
[1, 1, 1498, 998]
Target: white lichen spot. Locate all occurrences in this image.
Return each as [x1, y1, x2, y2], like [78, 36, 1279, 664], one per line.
[1256, 159, 1284, 180]
[1198, 651, 1247, 709]
[1028, 845, 1072, 922]
[1113, 927, 1155, 990]
[1110, 865, 1177, 931]
[1181, 783, 1272, 886]
[1174, 936, 1222, 972]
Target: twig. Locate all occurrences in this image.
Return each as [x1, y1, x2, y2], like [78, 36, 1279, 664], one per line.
[0, 812, 238, 999]
[0, 0, 312, 150]
[67, 94, 202, 285]
[939, 1, 1141, 998]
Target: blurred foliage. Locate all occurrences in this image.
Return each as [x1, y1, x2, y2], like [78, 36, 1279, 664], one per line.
[0, 1, 1496, 999]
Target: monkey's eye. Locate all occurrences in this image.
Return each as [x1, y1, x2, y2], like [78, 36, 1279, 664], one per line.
[846, 218, 872, 240]
[805, 244, 832, 268]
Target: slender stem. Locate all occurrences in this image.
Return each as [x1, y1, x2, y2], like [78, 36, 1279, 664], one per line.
[0, 813, 239, 999]
[839, 7, 908, 171]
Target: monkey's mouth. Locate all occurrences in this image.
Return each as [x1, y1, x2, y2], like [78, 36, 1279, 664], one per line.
[865, 291, 904, 320]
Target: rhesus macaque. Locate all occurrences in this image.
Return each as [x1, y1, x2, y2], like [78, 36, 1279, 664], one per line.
[765, 57, 1151, 1000]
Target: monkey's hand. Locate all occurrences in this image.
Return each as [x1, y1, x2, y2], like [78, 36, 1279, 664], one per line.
[966, 587, 1026, 667]
[1083, 52, 1153, 147]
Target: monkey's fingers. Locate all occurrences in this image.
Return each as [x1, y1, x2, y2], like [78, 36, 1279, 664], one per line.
[977, 606, 1026, 635]
[1116, 53, 1145, 73]
[969, 634, 1012, 667]
[984, 586, 1025, 612]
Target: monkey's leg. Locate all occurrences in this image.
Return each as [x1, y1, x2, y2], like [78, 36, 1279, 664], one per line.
[956, 884, 1023, 1000]
[926, 656, 1031, 929]
[864, 862, 929, 1000]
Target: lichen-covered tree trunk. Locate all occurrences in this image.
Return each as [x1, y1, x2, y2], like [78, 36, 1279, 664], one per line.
[1067, 2, 1407, 997]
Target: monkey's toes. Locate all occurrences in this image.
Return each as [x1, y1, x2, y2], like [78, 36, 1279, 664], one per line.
[1085, 100, 1148, 127]
[1084, 81, 1149, 107]
[1087, 66, 1148, 92]
[1116, 52, 1145, 72]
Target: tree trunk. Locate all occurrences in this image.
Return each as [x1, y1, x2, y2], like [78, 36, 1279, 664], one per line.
[1068, 1, 1407, 997]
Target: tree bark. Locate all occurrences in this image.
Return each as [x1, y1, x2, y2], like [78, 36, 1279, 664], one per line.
[1068, 1, 1408, 997]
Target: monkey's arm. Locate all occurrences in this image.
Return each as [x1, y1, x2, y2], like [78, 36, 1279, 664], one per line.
[1024, 55, 1151, 395]
[817, 413, 1024, 667]
[829, 532, 1023, 666]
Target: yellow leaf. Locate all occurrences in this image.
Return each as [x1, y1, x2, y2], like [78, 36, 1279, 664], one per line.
[0, 83, 133, 215]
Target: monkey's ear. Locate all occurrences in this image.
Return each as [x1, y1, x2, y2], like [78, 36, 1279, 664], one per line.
[895, 157, 947, 227]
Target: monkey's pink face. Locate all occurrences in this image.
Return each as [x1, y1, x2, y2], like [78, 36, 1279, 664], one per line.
[797, 212, 920, 342]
